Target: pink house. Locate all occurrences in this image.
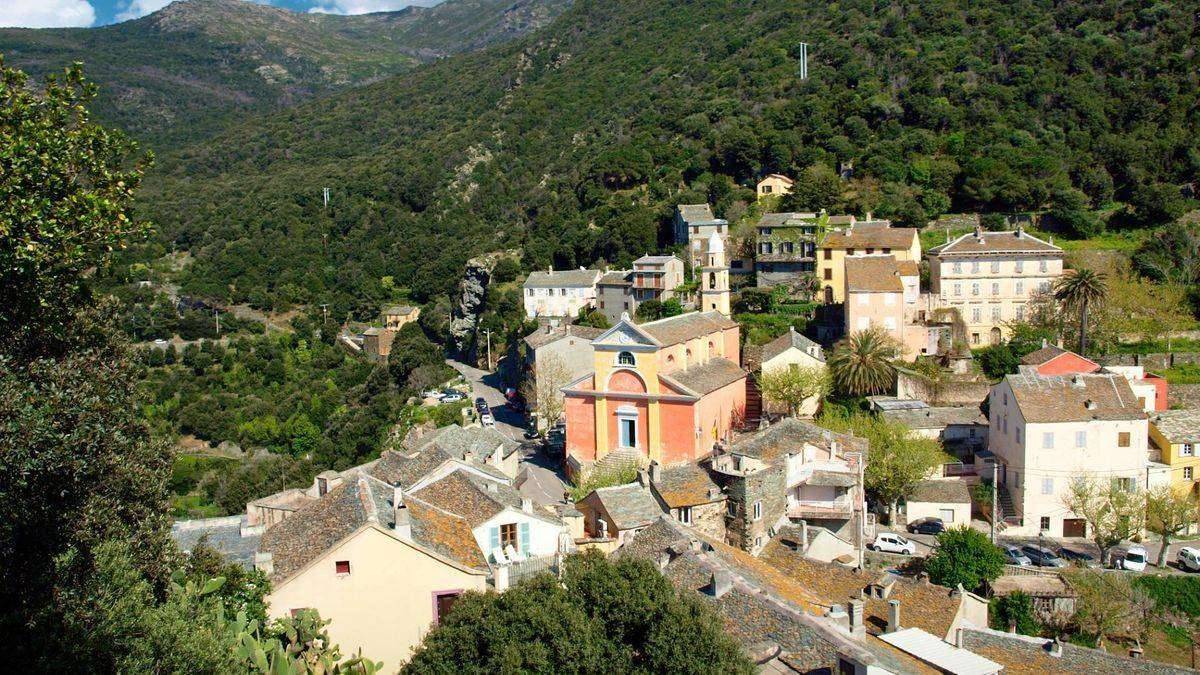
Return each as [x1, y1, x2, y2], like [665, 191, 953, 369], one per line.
[562, 312, 746, 478]
[843, 256, 934, 359]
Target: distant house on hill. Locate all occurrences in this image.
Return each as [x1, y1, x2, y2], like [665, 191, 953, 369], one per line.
[756, 173, 794, 200]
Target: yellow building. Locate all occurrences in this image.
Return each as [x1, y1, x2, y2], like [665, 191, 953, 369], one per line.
[1150, 409, 1200, 494]
[756, 173, 794, 200]
[816, 220, 920, 304]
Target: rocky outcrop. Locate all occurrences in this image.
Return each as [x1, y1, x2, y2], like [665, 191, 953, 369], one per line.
[449, 250, 518, 362]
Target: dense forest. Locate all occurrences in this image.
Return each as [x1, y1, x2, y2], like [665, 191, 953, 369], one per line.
[128, 0, 1199, 316]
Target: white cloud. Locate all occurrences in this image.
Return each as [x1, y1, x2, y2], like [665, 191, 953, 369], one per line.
[0, 0, 95, 27]
[308, 0, 435, 16]
[114, 0, 175, 22]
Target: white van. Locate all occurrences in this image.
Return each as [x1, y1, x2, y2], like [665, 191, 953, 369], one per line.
[1179, 547, 1200, 572]
[1119, 545, 1147, 572]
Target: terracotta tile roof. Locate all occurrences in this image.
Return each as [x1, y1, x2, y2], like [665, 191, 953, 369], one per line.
[761, 327, 824, 364]
[589, 483, 663, 530]
[652, 463, 723, 508]
[639, 311, 738, 347]
[523, 269, 602, 288]
[759, 540, 963, 640]
[846, 255, 904, 293]
[730, 417, 866, 463]
[821, 226, 918, 250]
[665, 357, 746, 395]
[908, 479, 971, 504]
[929, 229, 1062, 256]
[1005, 372, 1146, 423]
[961, 627, 1185, 674]
[1152, 409, 1200, 445]
[522, 324, 606, 350]
[404, 498, 490, 570]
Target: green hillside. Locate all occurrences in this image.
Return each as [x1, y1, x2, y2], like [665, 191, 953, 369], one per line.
[0, 0, 569, 147]
[138, 0, 1197, 314]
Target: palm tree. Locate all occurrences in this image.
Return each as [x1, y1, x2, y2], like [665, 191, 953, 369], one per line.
[1054, 268, 1107, 356]
[828, 326, 899, 396]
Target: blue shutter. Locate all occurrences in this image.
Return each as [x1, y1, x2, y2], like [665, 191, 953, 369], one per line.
[519, 522, 530, 553]
[489, 526, 500, 553]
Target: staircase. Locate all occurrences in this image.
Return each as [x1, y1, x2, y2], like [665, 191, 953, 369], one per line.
[743, 374, 763, 428]
[593, 447, 644, 476]
[996, 486, 1019, 531]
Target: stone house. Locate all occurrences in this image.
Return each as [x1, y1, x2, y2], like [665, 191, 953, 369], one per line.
[646, 461, 726, 539]
[754, 211, 824, 285]
[673, 203, 729, 271]
[381, 305, 420, 330]
[753, 326, 826, 418]
[1149, 408, 1200, 498]
[577, 481, 662, 544]
[595, 270, 634, 325]
[903, 479, 972, 527]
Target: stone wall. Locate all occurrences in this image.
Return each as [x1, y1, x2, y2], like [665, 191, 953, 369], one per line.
[1101, 351, 1200, 370]
[1170, 384, 1200, 409]
[897, 369, 990, 406]
[689, 500, 726, 540]
[720, 466, 787, 553]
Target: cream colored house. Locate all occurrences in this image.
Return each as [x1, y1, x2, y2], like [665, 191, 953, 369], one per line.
[757, 326, 825, 417]
[905, 479, 972, 527]
[756, 173, 794, 200]
[843, 256, 936, 359]
[673, 203, 729, 270]
[926, 227, 1063, 346]
[987, 372, 1149, 537]
[523, 268, 603, 319]
[817, 221, 919, 304]
[258, 474, 490, 670]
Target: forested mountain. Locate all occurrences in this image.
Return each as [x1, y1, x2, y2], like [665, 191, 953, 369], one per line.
[0, 0, 569, 147]
[137, 0, 1198, 314]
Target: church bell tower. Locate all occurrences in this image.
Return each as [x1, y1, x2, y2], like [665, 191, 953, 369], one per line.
[701, 231, 731, 317]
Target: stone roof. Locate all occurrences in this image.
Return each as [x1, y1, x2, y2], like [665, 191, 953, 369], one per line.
[381, 304, 415, 316]
[929, 229, 1062, 257]
[757, 212, 819, 228]
[258, 473, 489, 583]
[1004, 372, 1146, 423]
[761, 326, 824, 364]
[597, 270, 632, 287]
[991, 574, 1075, 599]
[677, 203, 723, 225]
[1152, 409, 1200, 445]
[845, 256, 904, 293]
[897, 259, 919, 276]
[653, 463, 723, 508]
[820, 226, 918, 250]
[806, 470, 857, 488]
[666, 357, 746, 395]
[409, 424, 521, 464]
[522, 323, 606, 350]
[639, 310, 738, 347]
[523, 269, 601, 288]
[172, 515, 262, 570]
[590, 483, 663, 530]
[961, 627, 1186, 674]
[880, 405, 987, 430]
[410, 471, 512, 528]
[908, 479, 971, 505]
[730, 417, 865, 463]
[368, 447, 453, 489]
[634, 254, 678, 265]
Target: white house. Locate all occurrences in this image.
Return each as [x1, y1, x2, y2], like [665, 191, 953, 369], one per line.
[754, 327, 826, 418]
[522, 268, 603, 318]
[987, 372, 1149, 537]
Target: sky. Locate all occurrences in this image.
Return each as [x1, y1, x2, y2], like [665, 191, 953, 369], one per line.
[0, 0, 441, 29]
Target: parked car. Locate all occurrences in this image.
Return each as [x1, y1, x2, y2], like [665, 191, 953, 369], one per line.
[1002, 545, 1032, 566]
[1021, 545, 1066, 568]
[906, 518, 945, 535]
[480, 413, 496, 428]
[869, 533, 917, 556]
[1178, 547, 1200, 572]
[1056, 547, 1099, 568]
[1118, 545, 1148, 572]
[440, 391, 465, 403]
[475, 397, 487, 409]
[420, 389, 443, 400]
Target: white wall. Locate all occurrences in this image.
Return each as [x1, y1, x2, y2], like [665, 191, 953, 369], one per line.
[907, 500, 970, 526]
[523, 285, 598, 318]
[761, 350, 826, 417]
[474, 507, 565, 561]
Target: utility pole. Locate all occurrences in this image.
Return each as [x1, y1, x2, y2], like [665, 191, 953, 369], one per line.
[214, 309, 220, 337]
[991, 462, 999, 544]
[319, 303, 329, 325]
[485, 328, 493, 372]
[799, 42, 809, 80]
[847, 450, 865, 570]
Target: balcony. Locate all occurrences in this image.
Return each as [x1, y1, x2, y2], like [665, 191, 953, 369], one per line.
[632, 277, 665, 290]
[788, 498, 855, 520]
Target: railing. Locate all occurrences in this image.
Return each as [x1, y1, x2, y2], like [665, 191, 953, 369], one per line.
[633, 278, 665, 289]
[943, 463, 978, 477]
[788, 501, 855, 519]
[507, 554, 560, 585]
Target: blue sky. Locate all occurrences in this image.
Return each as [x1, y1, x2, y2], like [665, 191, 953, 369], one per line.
[0, 0, 441, 29]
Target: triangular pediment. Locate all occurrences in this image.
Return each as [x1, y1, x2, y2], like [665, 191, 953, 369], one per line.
[593, 317, 660, 348]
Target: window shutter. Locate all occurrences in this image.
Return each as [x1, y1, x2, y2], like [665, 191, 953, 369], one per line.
[519, 522, 530, 553]
[489, 526, 500, 552]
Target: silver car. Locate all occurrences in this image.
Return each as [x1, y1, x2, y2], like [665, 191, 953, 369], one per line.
[1002, 545, 1031, 566]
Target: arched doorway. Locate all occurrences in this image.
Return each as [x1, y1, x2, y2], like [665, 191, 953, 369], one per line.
[990, 327, 1002, 345]
[823, 286, 834, 304]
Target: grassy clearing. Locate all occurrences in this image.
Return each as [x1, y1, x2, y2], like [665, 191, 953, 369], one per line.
[568, 461, 638, 502]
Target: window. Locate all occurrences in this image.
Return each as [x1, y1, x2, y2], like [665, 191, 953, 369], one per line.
[971, 283, 980, 296]
[763, 185, 772, 193]
[940, 508, 955, 523]
[971, 333, 980, 345]
[619, 416, 637, 448]
[883, 248, 891, 254]
[1118, 432, 1131, 448]
[1039, 260, 1048, 273]
[599, 300, 605, 309]
[1112, 477, 1135, 492]
[992, 306, 1001, 321]
[992, 282, 1000, 296]
[617, 351, 635, 366]
[1183, 444, 1194, 457]
[693, 226, 699, 234]
[726, 501, 737, 517]
[782, 242, 793, 254]
[952, 262, 962, 274]
[1042, 432, 1054, 449]
[760, 242, 773, 254]
[433, 591, 461, 625]
[970, 261, 979, 273]
[752, 501, 763, 521]
[991, 261, 1000, 273]
[1016, 426, 1021, 444]
[500, 523, 519, 550]
[1186, 467, 1195, 481]
[972, 307, 981, 323]
[708, 272, 716, 287]
[866, 248, 875, 254]
[847, 248, 856, 255]
[1015, 260, 1024, 273]
[678, 506, 692, 525]
[318, 477, 328, 496]
[823, 269, 832, 280]
[953, 283, 962, 296]
[560, 288, 567, 296]
[1016, 306, 1025, 321]
[1039, 282, 1051, 293]
[1076, 431, 1087, 448]
[1042, 477, 1054, 495]
[335, 560, 351, 575]
[1040, 517, 1050, 532]
[1015, 282, 1024, 295]
[824, 249, 832, 260]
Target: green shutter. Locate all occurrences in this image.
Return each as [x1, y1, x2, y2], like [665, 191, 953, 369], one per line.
[519, 522, 530, 553]
[489, 526, 500, 552]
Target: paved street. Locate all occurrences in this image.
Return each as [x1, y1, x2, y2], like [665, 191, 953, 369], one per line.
[446, 358, 569, 508]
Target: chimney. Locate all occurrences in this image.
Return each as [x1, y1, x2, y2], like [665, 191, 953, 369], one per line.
[848, 599, 866, 637]
[637, 469, 650, 487]
[394, 504, 412, 541]
[521, 497, 533, 513]
[1017, 226, 1025, 238]
[887, 599, 901, 633]
[799, 520, 809, 549]
[1085, 399, 1098, 410]
[1072, 374, 1086, 388]
[1046, 638, 1063, 658]
[974, 225, 984, 242]
[827, 604, 849, 631]
[709, 570, 732, 598]
[254, 552, 273, 576]
[1129, 644, 1144, 659]
[487, 482, 499, 493]
[648, 461, 662, 484]
[954, 628, 964, 649]
[866, 211, 873, 222]
[657, 551, 672, 570]
[547, 266, 552, 275]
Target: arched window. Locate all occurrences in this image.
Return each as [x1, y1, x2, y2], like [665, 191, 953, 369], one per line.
[617, 351, 635, 366]
[666, 354, 675, 365]
[708, 341, 716, 358]
[685, 348, 693, 364]
[708, 272, 716, 287]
